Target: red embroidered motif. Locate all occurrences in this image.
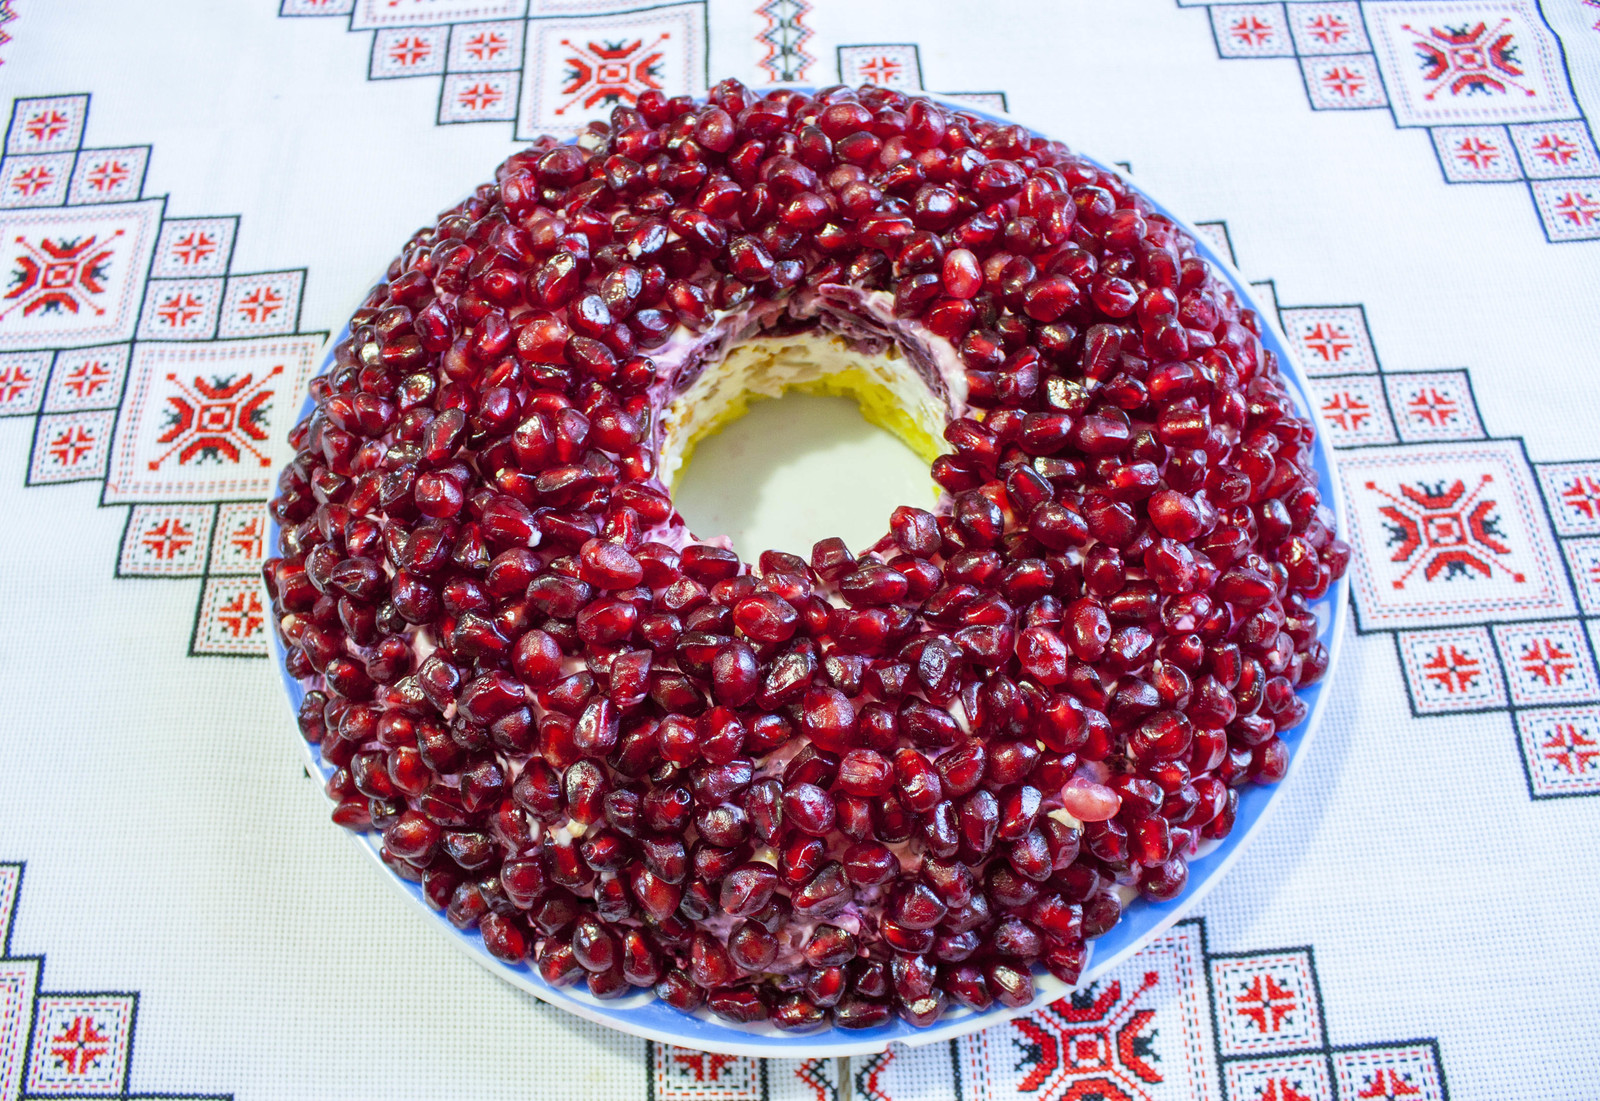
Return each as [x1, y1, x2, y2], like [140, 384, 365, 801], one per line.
[1322, 391, 1373, 432]
[48, 1015, 110, 1075]
[1560, 475, 1600, 522]
[141, 518, 196, 559]
[1404, 20, 1534, 100]
[854, 55, 904, 85]
[60, 358, 112, 399]
[1305, 14, 1351, 45]
[1454, 135, 1502, 169]
[1404, 628, 1508, 713]
[154, 291, 206, 328]
[794, 1057, 832, 1101]
[215, 589, 265, 638]
[170, 231, 217, 267]
[1528, 132, 1579, 166]
[46, 424, 97, 466]
[24, 109, 70, 143]
[236, 285, 283, 324]
[1302, 321, 1355, 362]
[557, 36, 668, 115]
[1355, 1067, 1425, 1098]
[670, 1049, 740, 1082]
[1234, 974, 1299, 1033]
[1551, 190, 1600, 227]
[1518, 637, 1577, 686]
[1405, 386, 1459, 427]
[1321, 64, 1369, 98]
[1231, 15, 1275, 46]
[11, 164, 55, 196]
[1007, 971, 1163, 1100]
[1368, 475, 1522, 588]
[149, 366, 281, 469]
[1582, 552, 1600, 595]
[1, 231, 121, 320]
[856, 1050, 895, 1101]
[1422, 644, 1483, 693]
[388, 34, 433, 66]
[456, 82, 504, 111]
[1542, 722, 1599, 775]
[462, 30, 508, 62]
[229, 515, 264, 559]
[84, 159, 131, 193]
[0, 362, 35, 401]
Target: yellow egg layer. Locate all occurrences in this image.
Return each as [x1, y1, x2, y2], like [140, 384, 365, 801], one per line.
[668, 366, 944, 492]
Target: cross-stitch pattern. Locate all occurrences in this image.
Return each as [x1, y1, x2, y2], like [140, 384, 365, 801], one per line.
[0, 93, 324, 658]
[1183, 0, 1600, 241]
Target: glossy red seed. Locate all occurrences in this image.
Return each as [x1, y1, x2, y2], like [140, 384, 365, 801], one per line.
[893, 748, 943, 812]
[801, 686, 858, 751]
[720, 862, 778, 917]
[837, 748, 893, 796]
[733, 593, 799, 642]
[1061, 776, 1121, 821]
[942, 248, 982, 299]
[784, 782, 837, 836]
[1016, 626, 1071, 687]
[842, 841, 898, 887]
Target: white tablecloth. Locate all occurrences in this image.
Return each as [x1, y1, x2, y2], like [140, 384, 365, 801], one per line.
[1, 1, 1597, 1098]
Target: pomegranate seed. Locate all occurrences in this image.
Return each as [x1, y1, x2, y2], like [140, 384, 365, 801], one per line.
[837, 748, 893, 796]
[985, 961, 1035, 1008]
[784, 782, 837, 836]
[1061, 776, 1121, 821]
[1139, 856, 1189, 901]
[720, 862, 779, 917]
[942, 248, 982, 299]
[893, 748, 943, 812]
[842, 841, 898, 887]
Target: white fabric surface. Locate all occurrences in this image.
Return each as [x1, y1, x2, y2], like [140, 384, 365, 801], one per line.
[0, 1, 1597, 1098]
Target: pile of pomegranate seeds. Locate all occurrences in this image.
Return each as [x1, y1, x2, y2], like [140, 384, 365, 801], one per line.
[265, 79, 1350, 1032]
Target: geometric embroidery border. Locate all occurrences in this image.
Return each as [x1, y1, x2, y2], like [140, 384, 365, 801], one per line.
[0, 861, 233, 1100]
[1535, 460, 1600, 537]
[282, 4, 1018, 153]
[1224, 1051, 1335, 1101]
[1179, 0, 1600, 244]
[1332, 1041, 1450, 1101]
[102, 335, 321, 504]
[647, 1038, 839, 1101]
[116, 503, 217, 579]
[1336, 439, 1576, 631]
[1306, 374, 1398, 447]
[1492, 619, 1600, 708]
[1395, 625, 1510, 715]
[209, 500, 271, 576]
[1212, 231, 1600, 803]
[1565, 538, 1600, 614]
[833, 918, 1449, 1101]
[191, 574, 271, 658]
[25, 992, 136, 1094]
[1514, 704, 1600, 798]
[2, 91, 322, 660]
[1211, 949, 1328, 1057]
[1384, 370, 1486, 443]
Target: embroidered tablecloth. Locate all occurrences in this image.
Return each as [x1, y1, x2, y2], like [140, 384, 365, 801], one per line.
[0, 1, 1596, 1098]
